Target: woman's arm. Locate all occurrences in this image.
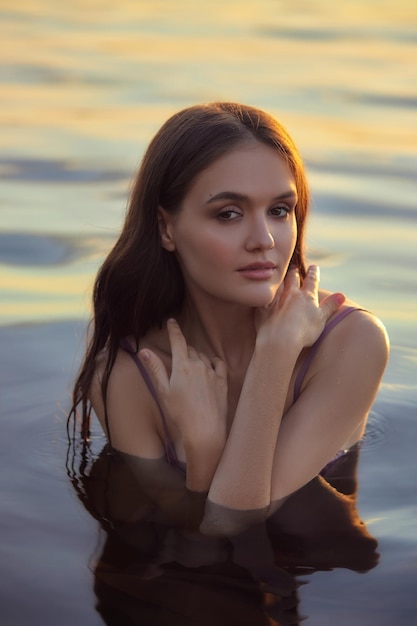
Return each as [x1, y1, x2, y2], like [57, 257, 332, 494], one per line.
[208, 312, 388, 511]
[139, 322, 228, 493]
[202, 268, 388, 532]
[204, 266, 344, 511]
[90, 351, 208, 529]
[268, 309, 388, 501]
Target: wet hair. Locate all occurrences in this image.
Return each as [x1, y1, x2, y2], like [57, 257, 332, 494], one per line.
[69, 102, 310, 441]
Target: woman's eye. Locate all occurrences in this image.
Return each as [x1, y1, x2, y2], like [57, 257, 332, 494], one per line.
[270, 205, 290, 217]
[217, 209, 242, 221]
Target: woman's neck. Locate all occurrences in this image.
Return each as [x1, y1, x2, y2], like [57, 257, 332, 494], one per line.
[177, 295, 257, 371]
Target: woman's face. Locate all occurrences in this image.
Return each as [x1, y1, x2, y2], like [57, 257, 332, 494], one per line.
[159, 141, 298, 309]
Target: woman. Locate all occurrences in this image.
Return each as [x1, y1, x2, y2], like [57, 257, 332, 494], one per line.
[70, 102, 389, 533]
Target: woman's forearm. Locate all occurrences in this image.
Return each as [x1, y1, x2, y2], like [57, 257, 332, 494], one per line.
[184, 436, 225, 493]
[206, 337, 301, 511]
[204, 270, 344, 515]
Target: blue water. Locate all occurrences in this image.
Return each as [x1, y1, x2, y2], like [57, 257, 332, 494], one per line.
[0, 1, 416, 623]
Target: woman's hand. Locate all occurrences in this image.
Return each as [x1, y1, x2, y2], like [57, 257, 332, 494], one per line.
[139, 319, 228, 451]
[255, 265, 345, 350]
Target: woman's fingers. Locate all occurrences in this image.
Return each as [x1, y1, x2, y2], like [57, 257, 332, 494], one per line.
[197, 351, 213, 368]
[302, 264, 345, 320]
[144, 318, 224, 382]
[285, 266, 301, 290]
[166, 318, 189, 365]
[320, 292, 346, 320]
[140, 318, 188, 393]
[168, 319, 224, 373]
[139, 348, 169, 392]
[187, 345, 199, 359]
[212, 357, 227, 378]
[301, 264, 320, 294]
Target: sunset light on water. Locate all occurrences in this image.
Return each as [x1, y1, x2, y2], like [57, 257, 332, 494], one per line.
[1, 1, 416, 623]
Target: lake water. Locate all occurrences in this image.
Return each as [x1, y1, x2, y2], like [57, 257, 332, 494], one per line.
[1, 1, 416, 624]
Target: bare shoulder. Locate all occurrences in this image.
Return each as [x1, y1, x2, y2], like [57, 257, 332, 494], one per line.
[89, 344, 165, 458]
[337, 306, 389, 365]
[291, 303, 390, 445]
[319, 289, 389, 364]
[310, 304, 390, 399]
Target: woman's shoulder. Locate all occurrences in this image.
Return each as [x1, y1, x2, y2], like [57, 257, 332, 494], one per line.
[318, 290, 390, 368]
[292, 294, 389, 409]
[89, 340, 166, 457]
[109, 325, 171, 378]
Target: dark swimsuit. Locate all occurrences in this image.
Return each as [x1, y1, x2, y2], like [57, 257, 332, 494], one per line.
[119, 306, 361, 472]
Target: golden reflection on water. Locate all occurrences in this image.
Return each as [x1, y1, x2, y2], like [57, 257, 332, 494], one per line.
[0, 267, 94, 322]
[1, 0, 416, 328]
[2, 0, 416, 155]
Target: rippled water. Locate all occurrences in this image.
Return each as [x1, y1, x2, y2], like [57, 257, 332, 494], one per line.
[1, 1, 416, 624]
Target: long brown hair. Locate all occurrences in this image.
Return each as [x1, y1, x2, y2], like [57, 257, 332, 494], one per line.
[69, 102, 310, 441]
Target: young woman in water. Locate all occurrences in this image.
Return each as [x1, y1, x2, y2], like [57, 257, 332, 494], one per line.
[71, 102, 389, 532]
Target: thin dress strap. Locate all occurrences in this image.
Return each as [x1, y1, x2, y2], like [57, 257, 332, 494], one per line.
[119, 338, 179, 465]
[293, 306, 362, 403]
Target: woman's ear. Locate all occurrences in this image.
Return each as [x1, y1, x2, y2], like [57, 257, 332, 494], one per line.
[158, 207, 176, 251]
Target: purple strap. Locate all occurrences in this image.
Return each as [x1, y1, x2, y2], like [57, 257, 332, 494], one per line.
[293, 307, 361, 402]
[119, 338, 178, 465]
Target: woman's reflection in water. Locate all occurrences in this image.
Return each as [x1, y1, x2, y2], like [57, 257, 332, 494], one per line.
[68, 442, 379, 625]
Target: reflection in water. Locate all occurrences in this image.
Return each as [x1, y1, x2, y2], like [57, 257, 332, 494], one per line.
[67, 443, 379, 625]
[0, 157, 127, 183]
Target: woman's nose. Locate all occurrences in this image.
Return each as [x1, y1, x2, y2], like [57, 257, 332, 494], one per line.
[244, 217, 275, 251]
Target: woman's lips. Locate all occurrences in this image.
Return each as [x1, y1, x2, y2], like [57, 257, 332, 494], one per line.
[237, 263, 277, 280]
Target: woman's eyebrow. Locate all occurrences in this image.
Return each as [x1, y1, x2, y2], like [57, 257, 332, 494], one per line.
[205, 190, 298, 204]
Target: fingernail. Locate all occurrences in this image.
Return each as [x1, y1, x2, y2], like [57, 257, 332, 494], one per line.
[309, 265, 320, 279]
[167, 318, 176, 324]
[140, 349, 150, 362]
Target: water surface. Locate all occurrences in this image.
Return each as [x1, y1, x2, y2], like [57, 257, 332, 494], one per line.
[0, 1, 416, 624]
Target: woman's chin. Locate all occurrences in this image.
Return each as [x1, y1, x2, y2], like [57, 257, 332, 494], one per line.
[244, 290, 278, 309]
